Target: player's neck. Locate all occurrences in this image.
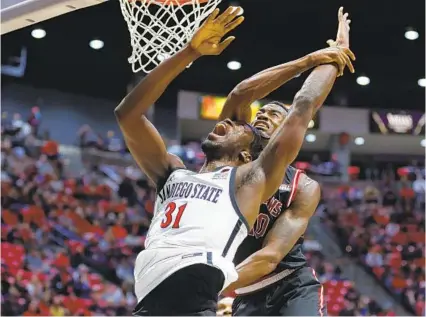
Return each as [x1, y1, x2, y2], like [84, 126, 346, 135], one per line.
[199, 159, 238, 173]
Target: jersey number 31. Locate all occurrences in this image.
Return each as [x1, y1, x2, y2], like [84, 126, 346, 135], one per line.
[160, 202, 188, 229]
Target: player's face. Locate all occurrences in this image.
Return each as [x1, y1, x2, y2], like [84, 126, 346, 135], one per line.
[251, 104, 287, 138]
[202, 119, 255, 162]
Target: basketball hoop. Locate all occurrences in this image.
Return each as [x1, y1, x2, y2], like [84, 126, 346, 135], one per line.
[119, 0, 222, 73]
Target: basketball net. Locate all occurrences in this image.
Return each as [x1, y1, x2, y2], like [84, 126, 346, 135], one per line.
[119, 0, 222, 73]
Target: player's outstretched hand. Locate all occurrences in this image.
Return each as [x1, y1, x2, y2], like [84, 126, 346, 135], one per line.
[335, 7, 351, 48]
[309, 46, 356, 77]
[190, 6, 244, 56]
[325, 7, 356, 76]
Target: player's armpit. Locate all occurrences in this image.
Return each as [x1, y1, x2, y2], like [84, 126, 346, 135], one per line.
[261, 175, 320, 259]
[119, 116, 185, 186]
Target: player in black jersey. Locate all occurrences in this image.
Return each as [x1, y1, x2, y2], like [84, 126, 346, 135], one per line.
[230, 164, 324, 316]
[217, 7, 354, 316]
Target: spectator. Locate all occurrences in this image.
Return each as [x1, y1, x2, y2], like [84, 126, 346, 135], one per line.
[105, 130, 122, 152]
[365, 245, 384, 267]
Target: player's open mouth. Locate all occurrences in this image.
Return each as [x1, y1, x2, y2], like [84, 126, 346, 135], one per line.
[213, 123, 227, 136]
[253, 121, 269, 131]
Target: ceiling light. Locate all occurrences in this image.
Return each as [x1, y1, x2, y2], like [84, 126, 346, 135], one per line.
[227, 61, 241, 70]
[405, 29, 419, 40]
[421, 139, 426, 147]
[89, 39, 104, 50]
[31, 28, 46, 39]
[356, 76, 370, 86]
[305, 134, 316, 143]
[418, 78, 426, 87]
[354, 137, 365, 145]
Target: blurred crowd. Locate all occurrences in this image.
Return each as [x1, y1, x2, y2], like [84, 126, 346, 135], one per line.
[323, 174, 425, 316]
[1, 108, 424, 316]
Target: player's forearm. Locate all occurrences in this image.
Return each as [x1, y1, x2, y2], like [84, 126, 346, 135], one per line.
[264, 216, 309, 260]
[219, 55, 315, 121]
[232, 55, 317, 102]
[291, 63, 339, 120]
[224, 251, 278, 293]
[114, 45, 200, 120]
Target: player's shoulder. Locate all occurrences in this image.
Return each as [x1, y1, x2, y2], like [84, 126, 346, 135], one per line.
[294, 172, 320, 200]
[297, 172, 319, 187]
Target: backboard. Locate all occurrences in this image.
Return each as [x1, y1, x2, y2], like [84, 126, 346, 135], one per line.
[1, 0, 107, 35]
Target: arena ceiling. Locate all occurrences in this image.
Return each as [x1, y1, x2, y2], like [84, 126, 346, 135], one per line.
[1, 0, 425, 111]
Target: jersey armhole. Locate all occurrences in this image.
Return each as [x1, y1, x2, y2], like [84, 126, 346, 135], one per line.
[156, 166, 187, 193]
[229, 167, 250, 231]
[287, 168, 303, 208]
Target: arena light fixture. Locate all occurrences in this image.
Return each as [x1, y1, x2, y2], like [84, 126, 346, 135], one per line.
[227, 61, 241, 70]
[421, 139, 426, 147]
[418, 78, 426, 87]
[356, 76, 370, 86]
[405, 29, 419, 40]
[354, 137, 365, 145]
[305, 134, 316, 143]
[89, 39, 104, 50]
[31, 28, 46, 39]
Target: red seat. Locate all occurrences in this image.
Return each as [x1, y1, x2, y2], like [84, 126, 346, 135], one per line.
[408, 232, 425, 243]
[391, 232, 408, 244]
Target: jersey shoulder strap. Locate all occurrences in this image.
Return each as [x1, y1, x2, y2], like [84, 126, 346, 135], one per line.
[156, 166, 187, 193]
[205, 166, 249, 231]
[279, 166, 304, 208]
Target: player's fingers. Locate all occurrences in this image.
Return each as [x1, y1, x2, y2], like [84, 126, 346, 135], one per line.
[218, 36, 236, 53]
[335, 54, 345, 76]
[340, 51, 354, 73]
[347, 58, 355, 73]
[343, 13, 349, 20]
[342, 47, 356, 61]
[216, 6, 234, 23]
[223, 7, 242, 24]
[225, 16, 245, 32]
[347, 19, 351, 25]
[338, 7, 343, 20]
[341, 52, 355, 73]
[206, 8, 220, 23]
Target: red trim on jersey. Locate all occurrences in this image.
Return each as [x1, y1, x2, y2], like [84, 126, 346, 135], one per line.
[311, 268, 325, 317]
[286, 169, 303, 208]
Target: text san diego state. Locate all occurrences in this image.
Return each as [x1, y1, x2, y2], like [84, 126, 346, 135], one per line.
[158, 181, 223, 204]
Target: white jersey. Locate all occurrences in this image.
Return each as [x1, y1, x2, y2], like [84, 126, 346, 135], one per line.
[134, 166, 249, 302]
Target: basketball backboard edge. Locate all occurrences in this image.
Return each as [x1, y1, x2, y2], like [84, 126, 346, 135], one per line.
[1, 0, 108, 35]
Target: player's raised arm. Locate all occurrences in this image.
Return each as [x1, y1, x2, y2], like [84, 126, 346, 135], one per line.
[114, 7, 244, 185]
[253, 8, 355, 202]
[218, 56, 316, 122]
[218, 7, 354, 123]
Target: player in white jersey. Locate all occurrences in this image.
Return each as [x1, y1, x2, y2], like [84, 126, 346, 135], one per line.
[114, 6, 353, 316]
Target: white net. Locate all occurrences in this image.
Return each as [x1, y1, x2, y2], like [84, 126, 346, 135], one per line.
[119, 0, 222, 73]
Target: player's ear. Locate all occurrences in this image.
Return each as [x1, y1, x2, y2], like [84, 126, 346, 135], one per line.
[239, 150, 252, 164]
